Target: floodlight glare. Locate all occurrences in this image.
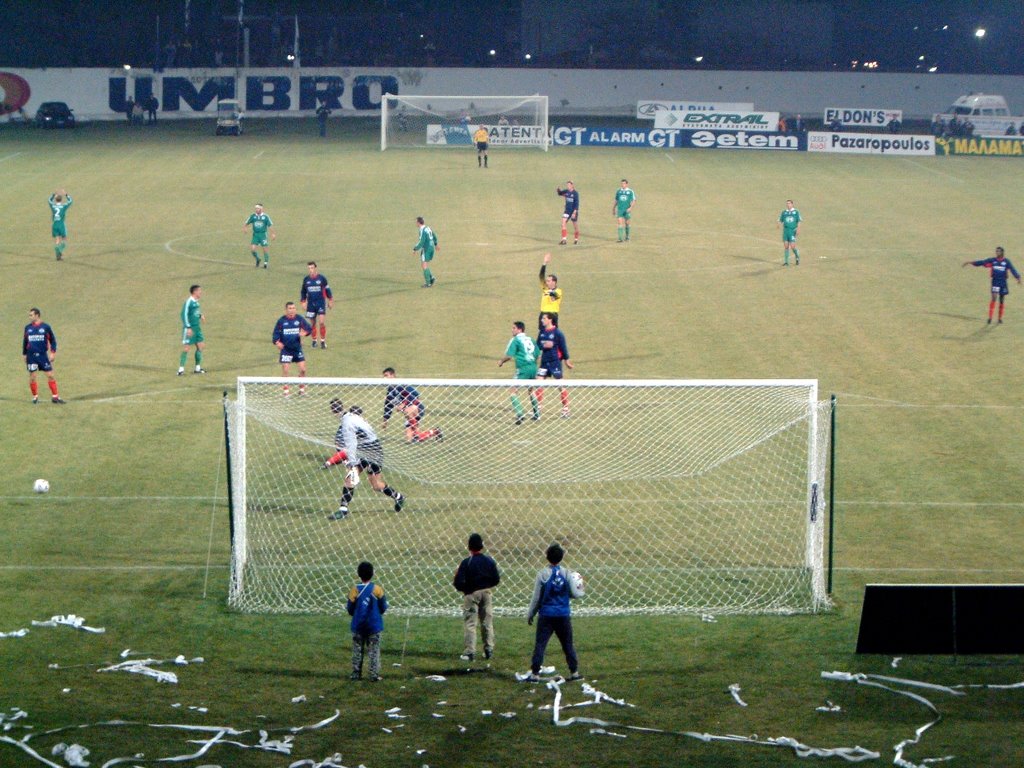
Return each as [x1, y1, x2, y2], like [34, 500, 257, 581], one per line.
[695, 56, 704, 62]
[975, 28, 986, 38]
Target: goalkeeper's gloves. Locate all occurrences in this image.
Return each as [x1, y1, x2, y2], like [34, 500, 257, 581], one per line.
[547, 290, 559, 298]
[556, 187, 562, 195]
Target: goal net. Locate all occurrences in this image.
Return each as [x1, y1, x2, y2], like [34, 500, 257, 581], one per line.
[381, 94, 549, 150]
[226, 378, 831, 617]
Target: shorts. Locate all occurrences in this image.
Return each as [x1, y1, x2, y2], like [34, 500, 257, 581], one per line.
[279, 349, 306, 364]
[420, 250, 434, 263]
[562, 211, 578, 221]
[514, 365, 538, 380]
[991, 285, 1010, 296]
[305, 305, 326, 319]
[782, 231, 797, 243]
[26, 355, 53, 373]
[251, 234, 270, 247]
[477, 141, 488, 151]
[52, 222, 67, 238]
[537, 364, 563, 379]
[617, 210, 632, 221]
[182, 326, 204, 345]
[357, 458, 383, 475]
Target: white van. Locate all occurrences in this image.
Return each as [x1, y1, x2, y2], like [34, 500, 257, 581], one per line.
[933, 94, 1021, 136]
[215, 99, 243, 136]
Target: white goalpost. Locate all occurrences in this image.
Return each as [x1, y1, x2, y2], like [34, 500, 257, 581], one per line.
[226, 378, 831, 617]
[381, 94, 549, 150]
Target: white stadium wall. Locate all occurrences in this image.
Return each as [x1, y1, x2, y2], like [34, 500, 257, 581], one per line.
[4, 66, 1024, 121]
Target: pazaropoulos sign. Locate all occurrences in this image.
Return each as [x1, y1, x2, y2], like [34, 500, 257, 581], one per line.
[654, 110, 780, 132]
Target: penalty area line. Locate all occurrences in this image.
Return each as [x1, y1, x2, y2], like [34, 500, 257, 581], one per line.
[0, 564, 229, 572]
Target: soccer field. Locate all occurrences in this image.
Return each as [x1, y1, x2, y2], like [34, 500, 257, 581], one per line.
[1, 118, 1023, 767]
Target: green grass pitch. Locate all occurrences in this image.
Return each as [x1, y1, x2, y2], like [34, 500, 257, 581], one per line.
[1, 118, 1023, 766]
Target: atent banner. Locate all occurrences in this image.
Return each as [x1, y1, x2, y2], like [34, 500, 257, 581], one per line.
[654, 110, 780, 132]
[636, 100, 754, 119]
[935, 135, 1024, 157]
[426, 124, 545, 146]
[807, 131, 934, 155]
[823, 107, 902, 127]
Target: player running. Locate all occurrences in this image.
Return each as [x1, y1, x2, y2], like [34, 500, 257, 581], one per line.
[272, 301, 312, 395]
[327, 399, 406, 520]
[778, 199, 802, 266]
[498, 321, 540, 425]
[23, 308, 65, 404]
[178, 284, 206, 375]
[48, 189, 73, 261]
[244, 203, 275, 269]
[301, 261, 334, 349]
[536, 312, 573, 418]
[413, 216, 438, 287]
[962, 246, 1022, 324]
[382, 367, 442, 443]
[613, 179, 636, 242]
[556, 181, 580, 245]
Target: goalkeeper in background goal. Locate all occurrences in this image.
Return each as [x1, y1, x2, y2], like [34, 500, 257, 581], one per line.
[326, 399, 405, 520]
[382, 367, 443, 442]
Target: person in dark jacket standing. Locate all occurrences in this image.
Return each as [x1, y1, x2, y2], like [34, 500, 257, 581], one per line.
[526, 543, 583, 682]
[347, 561, 388, 681]
[453, 533, 501, 662]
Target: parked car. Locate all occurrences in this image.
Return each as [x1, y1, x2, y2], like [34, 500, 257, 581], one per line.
[35, 102, 76, 129]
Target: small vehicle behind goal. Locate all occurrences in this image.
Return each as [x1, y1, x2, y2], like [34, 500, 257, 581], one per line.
[215, 99, 243, 136]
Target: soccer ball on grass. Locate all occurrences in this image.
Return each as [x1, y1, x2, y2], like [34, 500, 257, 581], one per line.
[33, 479, 50, 494]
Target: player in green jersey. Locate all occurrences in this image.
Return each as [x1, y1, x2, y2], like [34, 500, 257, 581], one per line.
[244, 203, 275, 268]
[178, 284, 206, 375]
[413, 216, 438, 287]
[498, 321, 540, 425]
[48, 189, 73, 261]
[613, 179, 635, 242]
[777, 199, 802, 266]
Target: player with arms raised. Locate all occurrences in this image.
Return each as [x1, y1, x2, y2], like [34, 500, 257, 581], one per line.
[556, 181, 579, 245]
[301, 262, 334, 349]
[48, 189, 73, 261]
[963, 246, 1022, 324]
[538, 252, 562, 330]
[327, 399, 406, 520]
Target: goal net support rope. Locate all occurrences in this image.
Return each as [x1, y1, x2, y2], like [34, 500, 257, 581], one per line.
[226, 378, 831, 617]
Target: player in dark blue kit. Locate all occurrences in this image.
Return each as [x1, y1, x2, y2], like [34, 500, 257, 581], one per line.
[535, 312, 573, 418]
[272, 301, 313, 395]
[382, 367, 442, 442]
[556, 181, 580, 245]
[23, 307, 65, 404]
[963, 247, 1022, 324]
[301, 261, 334, 349]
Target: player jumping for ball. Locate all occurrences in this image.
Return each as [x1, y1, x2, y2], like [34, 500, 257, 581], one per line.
[963, 246, 1021, 324]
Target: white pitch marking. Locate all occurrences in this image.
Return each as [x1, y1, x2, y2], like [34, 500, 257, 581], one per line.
[93, 387, 195, 403]
[664, 152, 675, 162]
[0, 152, 25, 163]
[253, 150, 265, 159]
